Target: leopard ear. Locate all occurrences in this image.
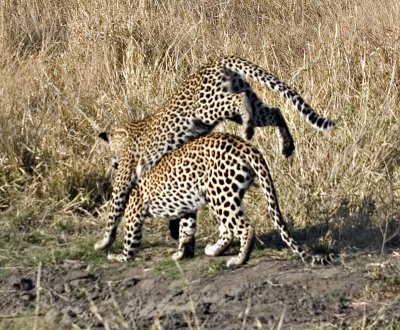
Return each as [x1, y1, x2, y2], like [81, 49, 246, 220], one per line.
[98, 132, 109, 143]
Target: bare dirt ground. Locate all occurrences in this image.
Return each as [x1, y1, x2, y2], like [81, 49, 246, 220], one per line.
[1, 249, 399, 329]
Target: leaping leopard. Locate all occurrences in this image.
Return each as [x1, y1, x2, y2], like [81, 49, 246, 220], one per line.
[94, 56, 335, 252]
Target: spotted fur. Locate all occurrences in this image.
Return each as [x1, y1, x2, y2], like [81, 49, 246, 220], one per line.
[94, 56, 335, 252]
[99, 133, 336, 268]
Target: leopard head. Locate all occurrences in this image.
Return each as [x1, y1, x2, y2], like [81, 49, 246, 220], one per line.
[98, 126, 130, 171]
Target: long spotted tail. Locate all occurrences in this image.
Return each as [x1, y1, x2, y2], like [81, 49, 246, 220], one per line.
[221, 56, 335, 131]
[243, 144, 337, 265]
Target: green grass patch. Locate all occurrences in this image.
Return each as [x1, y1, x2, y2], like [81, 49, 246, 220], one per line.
[154, 258, 182, 281]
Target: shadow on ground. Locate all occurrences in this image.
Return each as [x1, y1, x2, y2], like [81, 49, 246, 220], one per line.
[257, 195, 400, 256]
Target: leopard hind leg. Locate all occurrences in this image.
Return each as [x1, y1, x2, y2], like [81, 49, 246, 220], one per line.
[230, 74, 295, 157]
[254, 105, 295, 158]
[172, 213, 197, 260]
[205, 203, 255, 268]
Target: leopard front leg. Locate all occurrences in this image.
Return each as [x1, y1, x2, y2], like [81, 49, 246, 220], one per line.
[107, 196, 146, 262]
[171, 213, 197, 260]
[94, 188, 129, 251]
[94, 158, 137, 251]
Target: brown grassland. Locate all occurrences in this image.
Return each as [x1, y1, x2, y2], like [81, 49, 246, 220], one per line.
[0, 0, 399, 328]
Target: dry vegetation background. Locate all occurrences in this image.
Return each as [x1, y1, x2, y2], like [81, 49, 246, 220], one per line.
[0, 0, 399, 266]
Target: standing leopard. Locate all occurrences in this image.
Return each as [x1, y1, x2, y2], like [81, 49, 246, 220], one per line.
[94, 56, 335, 252]
[98, 132, 336, 267]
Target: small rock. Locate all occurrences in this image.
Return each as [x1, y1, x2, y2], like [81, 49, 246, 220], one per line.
[20, 292, 35, 301]
[64, 283, 71, 293]
[70, 279, 82, 287]
[80, 311, 89, 320]
[70, 306, 84, 316]
[65, 270, 96, 282]
[67, 308, 77, 318]
[45, 308, 60, 323]
[121, 277, 140, 288]
[13, 278, 34, 291]
[90, 293, 100, 301]
[200, 302, 212, 315]
[53, 283, 64, 293]
[60, 311, 73, 326]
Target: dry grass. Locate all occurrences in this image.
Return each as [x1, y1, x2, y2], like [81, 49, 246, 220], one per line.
[0, 0, 399, 266]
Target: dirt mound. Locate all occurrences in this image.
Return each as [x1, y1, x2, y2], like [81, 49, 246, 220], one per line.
[1, 253, 399, 329]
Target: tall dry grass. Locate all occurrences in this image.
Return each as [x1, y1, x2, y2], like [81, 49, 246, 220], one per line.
[0, 0, 399, 263]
